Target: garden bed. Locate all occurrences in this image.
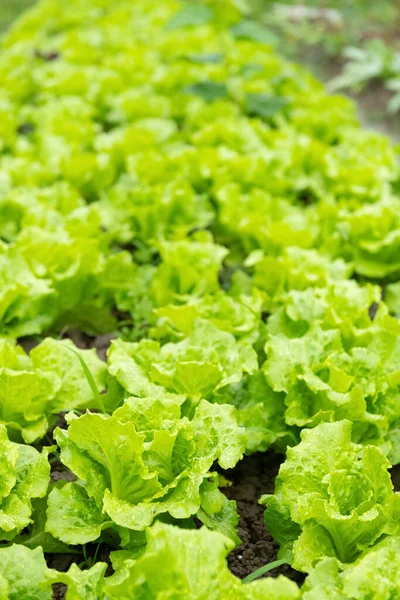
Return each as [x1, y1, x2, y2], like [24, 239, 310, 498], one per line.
[1, 1, 400, 599]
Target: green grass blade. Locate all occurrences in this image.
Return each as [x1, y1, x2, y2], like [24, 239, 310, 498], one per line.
[242, 558, 288, 584]
[62, 344, 107, 414]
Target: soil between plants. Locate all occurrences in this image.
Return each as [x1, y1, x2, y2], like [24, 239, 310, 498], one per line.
[222, 453, 305, 585]
[61, 330, 116, 361]
[19, 329, 116, 361]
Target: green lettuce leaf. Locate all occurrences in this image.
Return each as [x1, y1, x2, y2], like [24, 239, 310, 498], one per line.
[50, 563, 108, 600]
[12, 495, 72, 554]
[30, 337, 107, 413]
[302, 535, 400, 599]
[213, 371, 299, 453]
[151, 239, 228, 307]
[245, 247, 352, 314]
[0, 242, 56, 338]
[0, 424, 50, 541]
[0, 337, 107, 443]
[97, 178, 214, 248]
[103, 522, 300, 599]
[0, 340, 53, 443]
[166, 3, 215, 31]
[152, 290, 263, 345]
[108, 318, 257, 403]
[0, 524, 300, 599]
[0, 545, 107, 600]
[0, 545, 52, 600]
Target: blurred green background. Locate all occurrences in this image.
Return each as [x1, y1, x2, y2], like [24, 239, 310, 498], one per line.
[0, 0, 35, 32]
[2, 0, 396, 35]
[1, 0, 400, 136]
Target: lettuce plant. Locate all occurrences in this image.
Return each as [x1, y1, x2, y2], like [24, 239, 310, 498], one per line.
[263, 282, 400, 460]
[245, 247, 352, 314]
[0, 523, 300, 599]
[108, 320, 257, 404]
[0, 338, 106, 443]
[261, 421, 400, 572]
[150, 239, 228, 307]
[46, 398, 246, 545]
[152, 290, 263, 345]
[98, 179, 214, 248]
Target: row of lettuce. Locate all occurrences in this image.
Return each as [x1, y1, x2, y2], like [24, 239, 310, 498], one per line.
[1, 0, 400, 597]
[0, 0, 399, 339]
[2, 412, 400, 598]
[4, 517, 400, 598]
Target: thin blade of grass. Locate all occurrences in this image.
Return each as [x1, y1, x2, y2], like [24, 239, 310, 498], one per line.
[242, 558, 288, 584]
[62, 344, 107, 414]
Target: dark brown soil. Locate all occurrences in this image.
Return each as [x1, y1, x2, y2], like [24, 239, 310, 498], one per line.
[390, 464, 400, 491]
[222, 452, 305, 585]
[50, 459, 76, 484]
[47, 554, 80, 600]
[62, 330, 116, 361]
[52, 583, 68, 600]
[19, 330, 115, 361]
